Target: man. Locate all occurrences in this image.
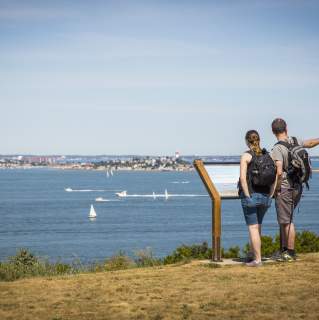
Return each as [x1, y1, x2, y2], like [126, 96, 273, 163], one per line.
[271, 118, 319, 261]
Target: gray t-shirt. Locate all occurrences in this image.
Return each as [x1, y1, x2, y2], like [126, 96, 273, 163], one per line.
[271, 136, 304, 189]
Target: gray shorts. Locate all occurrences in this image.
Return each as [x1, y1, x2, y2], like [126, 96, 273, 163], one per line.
[275, 186, 302, 224]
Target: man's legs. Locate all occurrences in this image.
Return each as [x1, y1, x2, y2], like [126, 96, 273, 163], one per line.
[280, 222, 295, 250]
[276, 187, 301, 256]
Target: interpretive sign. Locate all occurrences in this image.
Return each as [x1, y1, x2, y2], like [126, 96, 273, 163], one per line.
[193, 160, 240, 261]
[204, 164, 240, 198]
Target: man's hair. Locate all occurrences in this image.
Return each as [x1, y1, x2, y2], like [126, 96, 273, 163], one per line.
[272, 118, 287, 135]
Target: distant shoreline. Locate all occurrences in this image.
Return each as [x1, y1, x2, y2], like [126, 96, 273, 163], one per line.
[0, 165, 194, 172]
[1, 165, 319, 173]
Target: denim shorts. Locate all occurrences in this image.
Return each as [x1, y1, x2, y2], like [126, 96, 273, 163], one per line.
[241, 193, 272, 226]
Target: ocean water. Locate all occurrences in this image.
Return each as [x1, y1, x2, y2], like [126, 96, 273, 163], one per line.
[0, 163, 318, 263]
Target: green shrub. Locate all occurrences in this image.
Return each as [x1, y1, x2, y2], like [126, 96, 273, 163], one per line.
[134, 247, 162, 267]
[295, 231, 319, 253]
[54, 262, 72, 275]
[0, 263, 17, 281]
[163, 242, 212, 264]
[243, 235, 280, 257]
[222, 246, 240, 259]
[9, 249, 38, 267]
[0, 249, 82, 281]
[1, 231, 319, 282]
[243, 231, 319, 257]
[104, 251, 136, 271]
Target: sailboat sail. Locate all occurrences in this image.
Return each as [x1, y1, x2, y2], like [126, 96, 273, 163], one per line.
[89, 204, 97, 218]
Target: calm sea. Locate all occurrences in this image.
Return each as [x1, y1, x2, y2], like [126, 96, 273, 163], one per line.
[0, 162, 318, 263]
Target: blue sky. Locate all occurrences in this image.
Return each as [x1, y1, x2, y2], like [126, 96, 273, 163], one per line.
[1, 0, 319, 155]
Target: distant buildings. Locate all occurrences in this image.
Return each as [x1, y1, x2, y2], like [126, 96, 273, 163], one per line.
[0, 154, 192, 171]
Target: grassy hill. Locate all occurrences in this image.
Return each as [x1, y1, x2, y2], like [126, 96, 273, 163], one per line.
[1, 253, 319, 320]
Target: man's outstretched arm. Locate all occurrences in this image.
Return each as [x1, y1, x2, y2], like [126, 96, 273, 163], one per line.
[303, 138, 319, 149]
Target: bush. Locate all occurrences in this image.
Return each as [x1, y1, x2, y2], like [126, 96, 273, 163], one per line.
[0, 249, 44, 281]
[1, 231, 319, 282]
[9, 249, 38, 267]
[243, 235, 280, 258]
[134, 247, 162, 267]
[295, 231, 319, 253]
[0, 249, 82, 281]
[104, 251, 136, 271]
[54, 262, 72, 275]
[222, 246, 240, 259]
[243, 231, 319, 257]
[163, 242, 212, 264]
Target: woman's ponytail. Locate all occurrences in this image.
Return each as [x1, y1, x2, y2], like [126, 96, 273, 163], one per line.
[245, 130, 262, 156]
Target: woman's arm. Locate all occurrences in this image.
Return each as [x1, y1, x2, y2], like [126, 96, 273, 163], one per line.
[240, 153, 252, 198]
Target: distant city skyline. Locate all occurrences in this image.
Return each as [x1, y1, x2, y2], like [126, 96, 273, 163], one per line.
[1, 0, 319, 156]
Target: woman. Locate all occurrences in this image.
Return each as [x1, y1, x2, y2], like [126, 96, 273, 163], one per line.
[239, 130, 276, 267]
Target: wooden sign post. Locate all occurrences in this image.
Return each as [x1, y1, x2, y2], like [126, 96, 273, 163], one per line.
[193, 159, 240, 262]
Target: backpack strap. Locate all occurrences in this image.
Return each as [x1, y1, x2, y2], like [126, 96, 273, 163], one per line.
[291, 136, 299, 146]
[275, 140, 293, 174]
[244, 150, 256, 161]
[276, 140, 293, 150]
[276, 137, 298, 150]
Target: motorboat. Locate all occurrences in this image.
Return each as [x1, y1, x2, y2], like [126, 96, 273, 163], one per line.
[95, 197, 109, 202]
[116, 190, 127, 197]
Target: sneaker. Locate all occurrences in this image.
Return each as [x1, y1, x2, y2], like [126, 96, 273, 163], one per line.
[270, 250, 283, 260]
[276, 251, 297, 262]
[244, 251, 255, 263]
[245, 260, 263, 267]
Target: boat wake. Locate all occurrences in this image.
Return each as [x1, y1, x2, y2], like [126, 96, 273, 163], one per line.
[95, 197, 119, 202]
[170, 181, 190, 184]
[115, 190, 207, 199]
[65, 188, 121, 192]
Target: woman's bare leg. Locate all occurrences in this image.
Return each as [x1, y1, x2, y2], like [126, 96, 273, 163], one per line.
[248, 224, 261, 262]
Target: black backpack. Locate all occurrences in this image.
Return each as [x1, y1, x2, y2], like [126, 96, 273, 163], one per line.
[248, 149, 277, 188]
[276, 137, 312, 189]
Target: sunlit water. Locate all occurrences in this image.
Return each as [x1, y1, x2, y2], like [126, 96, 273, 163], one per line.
[0, 162, 318, 263]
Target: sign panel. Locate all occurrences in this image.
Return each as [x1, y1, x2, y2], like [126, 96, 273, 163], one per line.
[204, 164, 240, 194]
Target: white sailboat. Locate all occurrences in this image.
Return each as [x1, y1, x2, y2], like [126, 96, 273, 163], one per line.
[89, 204, 97, 219]
[165, 189, 169, 200]
[110, 169, 114, 176]
[106, 170, 110, 178]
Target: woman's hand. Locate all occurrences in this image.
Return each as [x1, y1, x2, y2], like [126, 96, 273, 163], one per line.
[240, 152, 252, 199]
